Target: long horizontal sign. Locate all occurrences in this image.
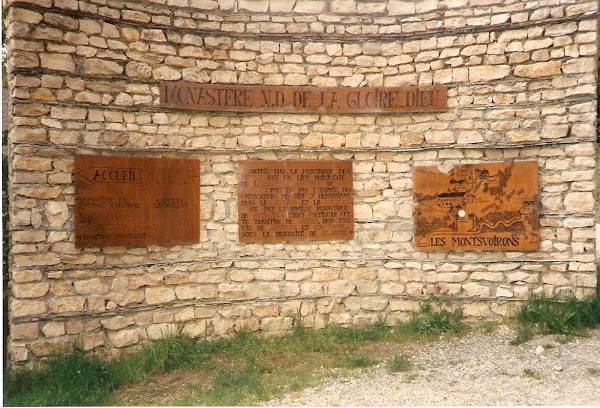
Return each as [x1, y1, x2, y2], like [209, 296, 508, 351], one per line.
[159, 82, 447, 114]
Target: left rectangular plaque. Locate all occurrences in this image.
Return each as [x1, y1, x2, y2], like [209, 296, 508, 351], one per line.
[74, 155, 200, 248]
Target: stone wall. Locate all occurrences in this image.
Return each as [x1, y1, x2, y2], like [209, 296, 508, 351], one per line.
[5, 0, 597, 362]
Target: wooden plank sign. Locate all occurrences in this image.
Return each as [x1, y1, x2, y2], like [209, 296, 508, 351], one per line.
[74, 155, 200, 248]
[160, 82, 447, 114]
[414, 161, 539, 251]
[238, 160, 353, 242]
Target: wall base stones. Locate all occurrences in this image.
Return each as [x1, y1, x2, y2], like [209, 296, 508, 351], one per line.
[5, 0, 597, 363]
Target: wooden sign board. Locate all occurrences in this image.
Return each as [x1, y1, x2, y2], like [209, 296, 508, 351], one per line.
[414, 161, 539, 251]
[74, 155, 200, 248]
[238, 160, 353, 242]
[160, 82, 447, 114]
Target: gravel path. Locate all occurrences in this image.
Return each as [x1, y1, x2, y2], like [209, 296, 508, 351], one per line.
[264, 326, 600, 406]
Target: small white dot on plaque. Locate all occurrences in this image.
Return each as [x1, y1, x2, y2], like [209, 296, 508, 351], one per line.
[458, 210, 466, 217]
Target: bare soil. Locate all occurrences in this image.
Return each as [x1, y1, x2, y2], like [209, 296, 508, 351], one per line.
[264, 326, 600, 406]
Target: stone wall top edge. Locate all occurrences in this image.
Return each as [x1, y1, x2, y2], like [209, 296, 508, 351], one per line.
[7, 0, 599, 17]
[5, 0, 598, 43]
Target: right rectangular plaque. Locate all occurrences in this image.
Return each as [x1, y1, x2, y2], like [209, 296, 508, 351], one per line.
[414, 161, 539, 251]
[238, 160, 353, 242]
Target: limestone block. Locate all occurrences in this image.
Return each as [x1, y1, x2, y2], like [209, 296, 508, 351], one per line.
[84, 59, 124, 75]
[260, 317, 292, 332]
[468, 65, 510, 82]
[42, 322, 65, 338]
[11, 51, 40, 69]
[141, 29, 167, 42]
[183, 321, 207, 337]
[101, 316, 134, 331]
[384, 73, 418, 86]
[463, 283, 490, 297]
[49, 297, 85, 313]
[213, 319, 234, 335]
[211, 70, 237, 83]
[381, 283, 405, 295]
[462, 303, 489, 317]
[30, 339, 72, 357]
[12, 269, 42, 283]
[147, 324, 177, 340]
[11, 299, 46, 317]
[51, 106, 87, 120]
[12, 322, 39, 340]
[13, 253, 61, 267]
[122, 10, 151, 23]
[44, 201, 69, 228]
[470, 272, 504, 282]
[14, 104, 50, 116]
[145, 287, 176, 304]
[7, 344, 28, 362]
[10, 128, 47, 143]
[506, 131, 540, 143]
[562, 57, 596, 74]
[125, 62, 152, 79]
[81, 332, 105, 351]
[514, 61, 561, 78]
[572, 273, 597, 288]
[190, 269, 225, 283]
[387, 0, 416, 15]
[542, 124, 569, 139]
[457, 131, 483, 144]
[108, 329, 141, 348]
[252, 304, 279, 318]
[13, 230, 46, 243]
[425, 130, 455, 144]
[564, 192, 594, 213]
[433, 272, 468, 283]
[542, 273, 570, 286]
[153, 66, 182, 81]
[243, 282, 280, 298]
[11, 282, 49, 298]
[74, 278, 109, 295]
[361, 297, 388, 311]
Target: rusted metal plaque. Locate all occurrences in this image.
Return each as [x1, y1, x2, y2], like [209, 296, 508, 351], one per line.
[74, 155, 200, 248]
[238, 160, 353, 242]
[160, 82, 447, 114]
[414, 161, 539, 251]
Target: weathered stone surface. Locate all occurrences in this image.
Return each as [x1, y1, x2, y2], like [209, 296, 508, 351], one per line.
[101, 316, 134, 331]
[11, 299, 46, 317]
[12, 323, 39, 340]
[469, 65, 510, 81]
[42, 322, 65, 338]
[12, 282, 49, 298]
[108, 329, 141, 348]
[84, 59, 124, 75]
[514, 61, 561, 78]
[48, 298, 85, 313]
[146, 287, 176, 304]
[564, 192, 594, 213]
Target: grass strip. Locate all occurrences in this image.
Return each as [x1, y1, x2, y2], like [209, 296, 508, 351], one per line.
[511, 269, 600, 345]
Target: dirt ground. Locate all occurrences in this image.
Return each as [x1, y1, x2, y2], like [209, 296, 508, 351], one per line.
[264, 325, 600, 406]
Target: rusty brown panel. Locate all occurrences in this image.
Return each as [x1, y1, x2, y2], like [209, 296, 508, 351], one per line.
[414, 161, 539, 251]
[238, 160, 354, 242]
[160, 82, 447, 114]
[74, 154, 200, 248]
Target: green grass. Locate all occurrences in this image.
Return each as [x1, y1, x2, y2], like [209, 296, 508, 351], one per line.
[523, 368, 542, 379]
[511, 269, 600, 345]
[346, 354, 379, 369]
[4, 302, 463, 406]
[178, 358, 277, 406]
[3, 349, 123, 406]
[386, 354, 410, 373]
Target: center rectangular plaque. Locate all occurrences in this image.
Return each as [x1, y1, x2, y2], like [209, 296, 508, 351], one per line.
[74, 154, 200, 248]
[238, 160, 353, 242]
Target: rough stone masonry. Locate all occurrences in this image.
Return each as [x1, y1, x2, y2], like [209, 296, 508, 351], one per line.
[4, 0, 598, 363]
